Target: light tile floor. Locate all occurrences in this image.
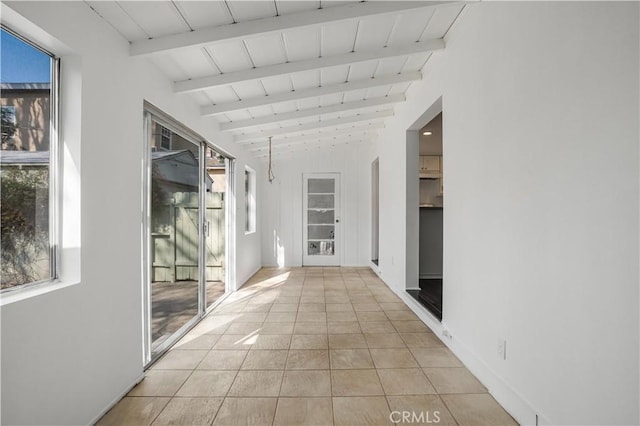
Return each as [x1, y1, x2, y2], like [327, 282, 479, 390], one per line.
[98, 267, 518, 426]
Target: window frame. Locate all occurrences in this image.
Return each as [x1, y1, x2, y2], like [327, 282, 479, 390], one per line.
[244, 166, 256, 234]
[0, 25, 60, 294]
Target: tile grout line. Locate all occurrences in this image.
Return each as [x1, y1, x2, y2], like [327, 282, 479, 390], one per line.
[323, 272, 337, 425]
[209, 344, 249, 425]
[437, 392, 461, 426]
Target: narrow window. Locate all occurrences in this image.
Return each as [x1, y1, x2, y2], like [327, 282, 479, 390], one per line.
[1, 27, 58, 290]
[245, 167, 256, 233]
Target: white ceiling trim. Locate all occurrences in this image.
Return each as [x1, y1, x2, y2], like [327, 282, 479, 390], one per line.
[221, 94, 404, 132]
[202, 71, 421, 116]
[130, 1, 449, 57]
[174, 39, 444, 94]
[234, 110, 393, 142]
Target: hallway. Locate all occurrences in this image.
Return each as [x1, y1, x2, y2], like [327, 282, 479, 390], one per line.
[98, 267, 516, 425]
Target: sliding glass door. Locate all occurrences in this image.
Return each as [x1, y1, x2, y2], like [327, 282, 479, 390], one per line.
[144, 109, 231, 363]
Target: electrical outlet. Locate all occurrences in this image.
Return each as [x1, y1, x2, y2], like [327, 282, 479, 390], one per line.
[497, 339, 507, 360]
[442, 329, 452, 340]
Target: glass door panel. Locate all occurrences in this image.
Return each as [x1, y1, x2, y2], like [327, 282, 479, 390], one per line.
[149, 120, 201, 353]
[303, 173, 340, 266]
[205, 147, 226, 310]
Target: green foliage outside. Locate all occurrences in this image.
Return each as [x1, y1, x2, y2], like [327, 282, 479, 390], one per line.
[0, 166, 50, 288]
[1, 107, 17, 147]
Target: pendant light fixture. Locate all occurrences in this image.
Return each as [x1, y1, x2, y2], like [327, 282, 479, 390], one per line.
[267, 136, 275, 183]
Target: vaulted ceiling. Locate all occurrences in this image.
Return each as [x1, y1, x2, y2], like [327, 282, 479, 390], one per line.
[85, 1, 465, 158]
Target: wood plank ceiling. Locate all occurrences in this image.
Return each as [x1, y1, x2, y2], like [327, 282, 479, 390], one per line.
[85, 1, 464, 158]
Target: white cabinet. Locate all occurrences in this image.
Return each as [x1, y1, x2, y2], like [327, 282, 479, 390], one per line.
[421, 156, 440, 173]
[419, 155, 441, 176]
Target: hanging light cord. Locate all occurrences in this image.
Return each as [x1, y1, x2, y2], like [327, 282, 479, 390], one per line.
[268, 136, 275, 183]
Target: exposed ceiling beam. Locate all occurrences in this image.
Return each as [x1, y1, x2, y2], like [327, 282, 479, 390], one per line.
[175, 39, 443, 94]
[202, 72, 420, 116]
[241, 122, 384, 146]
[221, 94, 405, 132]
[249, 131, 379, 153]
[255, 138, 373, 158]
[234, 110, 393, 142]
[131, 1, 449, 57]
[254, 134, 378, 158]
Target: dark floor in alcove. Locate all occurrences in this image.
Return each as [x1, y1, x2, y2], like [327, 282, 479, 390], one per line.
[408, 278, 442, 321]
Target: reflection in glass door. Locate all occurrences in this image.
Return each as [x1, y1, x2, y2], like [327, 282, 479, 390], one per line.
[302, 173, 341, 266]
[148, 119, 202, 354]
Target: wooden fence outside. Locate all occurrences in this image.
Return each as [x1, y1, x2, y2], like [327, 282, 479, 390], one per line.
[151, 192, 225, 283]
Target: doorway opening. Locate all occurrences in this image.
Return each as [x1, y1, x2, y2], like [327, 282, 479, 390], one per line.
[143, 105, 234, 365]
[406, 99, 443, 321]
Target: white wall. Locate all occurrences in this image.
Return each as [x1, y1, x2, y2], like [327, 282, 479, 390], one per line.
[0, 2, 262, 424]
[260, 142, 375, 268]
[374, 2, 639, 425]
[1, 2, 637, 425]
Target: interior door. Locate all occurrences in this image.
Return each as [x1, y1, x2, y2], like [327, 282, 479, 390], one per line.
[303, 173, 340, 266]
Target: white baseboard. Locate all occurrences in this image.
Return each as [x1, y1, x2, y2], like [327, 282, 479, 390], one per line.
[371, 263, 383, 278]
[381, 277, 550, 426]
[89, 372, 145, 425]
[238, 265, 263, 290]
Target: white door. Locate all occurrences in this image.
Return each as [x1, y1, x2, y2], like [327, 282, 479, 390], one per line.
[303, 173, 340, 266]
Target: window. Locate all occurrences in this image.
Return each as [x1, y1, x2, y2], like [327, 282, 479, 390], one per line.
[245, 167, 256, 233]
[160, 125, 171, 150]
[1, 27, 58, 291]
